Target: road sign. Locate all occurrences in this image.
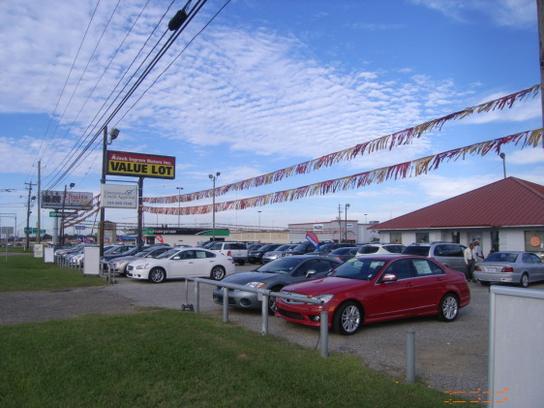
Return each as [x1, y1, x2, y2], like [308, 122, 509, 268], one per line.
[24, 228, 46, 235]
[49, 211, 61, 217]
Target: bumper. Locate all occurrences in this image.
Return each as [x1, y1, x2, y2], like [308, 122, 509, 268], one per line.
[276, 301, 332, 328]
[248, 256, 263, 263]
[126, 268, 150, 280]
[474, 271, 519, 284]
[212, 288, 261, 309]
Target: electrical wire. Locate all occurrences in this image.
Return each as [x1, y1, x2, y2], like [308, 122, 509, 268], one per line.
[44, 0, 178, 188]
[47, 0, 208, 190]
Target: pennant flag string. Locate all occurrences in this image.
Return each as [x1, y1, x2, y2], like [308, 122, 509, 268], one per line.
[143, 128, 543, 216]
[144, 84, 541, 204]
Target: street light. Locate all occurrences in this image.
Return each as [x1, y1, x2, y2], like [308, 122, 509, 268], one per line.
[364, 213, 368, 224]
[176, 186, 184, 227]
[209, 172, 220, 242]
[258, 210, 262, 229]
[100, 126, 120, 258]
[344, 203, 350, 242]
[60, 183, 75, 246]
[499, 152, 507, 179]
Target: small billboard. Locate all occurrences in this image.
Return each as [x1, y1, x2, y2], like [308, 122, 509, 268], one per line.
[106, 150, 175, 179]
[42, 191, 93, 210]
[100, 183, 138, 209]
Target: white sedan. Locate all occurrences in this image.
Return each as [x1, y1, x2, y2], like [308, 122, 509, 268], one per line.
[126, 247, 234, 283]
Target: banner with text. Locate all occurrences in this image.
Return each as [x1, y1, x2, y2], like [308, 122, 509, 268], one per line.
[106, 150, 175, 179]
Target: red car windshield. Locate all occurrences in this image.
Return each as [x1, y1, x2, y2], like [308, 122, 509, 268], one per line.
[333, 258, 386, 280]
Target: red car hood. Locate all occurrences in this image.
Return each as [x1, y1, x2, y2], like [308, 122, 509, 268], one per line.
[283, 277, 370, 296]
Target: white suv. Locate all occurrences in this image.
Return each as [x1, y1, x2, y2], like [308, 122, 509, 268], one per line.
[208, 241, 248, 265]
[357, 243, 406, 256]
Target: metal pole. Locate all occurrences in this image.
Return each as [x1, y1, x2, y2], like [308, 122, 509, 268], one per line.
[406, 331, 416, 383]
[137, 177, 144, 248]
[261, 293, 269, 335]
[25, 182, 33, 250]
[212, 177, 216, 242]
[185, 278, 189, 305]
[320, 308, 329, 358]
[60, 184, 67, 247]
[537, 0, 544, 147]
[36, 160, 41, 243]
[194, 281, 200, 312]
[338, 204, 342, 243]
[99, 126, 107, 258]
[222, 287, 229, 322]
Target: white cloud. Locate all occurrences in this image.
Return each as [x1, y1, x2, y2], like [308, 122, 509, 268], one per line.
[409, 0, 536, 27]
[508, 148, 544, 165]
[463, 91, 540, 125]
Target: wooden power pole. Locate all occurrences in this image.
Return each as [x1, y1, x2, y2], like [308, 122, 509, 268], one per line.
[538, 0, 544, 145]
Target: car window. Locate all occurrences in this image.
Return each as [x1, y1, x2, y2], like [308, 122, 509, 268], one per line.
[413, 259, 444, 276]
[148, 247, 169, 258]
[210, 242, 223, 250]
[334, 258, 385, 280]
[529, 253, 542, 264]
[205, 251, 216, 258]
[358, 245, 379, 254]
[384, 259, 416, 280]
[256, 257, 301, 274]
[157, 248, 178, 259]
[195, 250, 208, 259]
[485, 252, 518, 263]
[384, 245, 405, 254]
[180, 250, 196, 260]
[402, 246, 430, 256]
[294, 259, 322, 277]
[522, 253, 541, 264]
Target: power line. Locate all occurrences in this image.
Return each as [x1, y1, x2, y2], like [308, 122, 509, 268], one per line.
[47, 0, 208, 190]
[42, 0, 152, 186]
[44, 0, 178, 188]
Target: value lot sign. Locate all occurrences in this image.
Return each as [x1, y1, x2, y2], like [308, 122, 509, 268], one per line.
[100, 184, 138, 209]
[106, 150, 175, 179]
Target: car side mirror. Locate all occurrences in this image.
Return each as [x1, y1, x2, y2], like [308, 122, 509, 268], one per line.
[305, 270, 317, 278]
[381, 273, 398, 283]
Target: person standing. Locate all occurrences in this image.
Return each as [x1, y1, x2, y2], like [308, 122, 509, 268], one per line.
[464, 242, 475, 282]
[473, 239, 484, 262]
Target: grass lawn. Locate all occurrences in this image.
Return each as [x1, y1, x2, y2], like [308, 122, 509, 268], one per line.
[0, 310, 474, 407]
[0, 255, 102, 292]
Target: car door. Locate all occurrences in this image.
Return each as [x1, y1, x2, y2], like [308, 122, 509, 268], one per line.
[366, 259, 416, 319]
[189, 249, 215, 277]
[409, 259, 447, 313]
[167, 250, 196, 278]
[522, 253, 544, 282]
[289, 259, 327, 284]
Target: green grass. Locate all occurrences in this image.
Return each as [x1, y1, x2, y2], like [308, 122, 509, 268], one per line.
[0, 310, 474, 407]
[0, 255, 102, 292]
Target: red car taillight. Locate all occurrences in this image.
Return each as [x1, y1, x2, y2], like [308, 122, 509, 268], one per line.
[501, 266, 514, 272]
[227, 250, 232, 257]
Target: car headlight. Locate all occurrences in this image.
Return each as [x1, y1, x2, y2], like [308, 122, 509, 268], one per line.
[316, 294, 334, 304]
[246, 282, 266, 289]
[135, 263, 150, 270]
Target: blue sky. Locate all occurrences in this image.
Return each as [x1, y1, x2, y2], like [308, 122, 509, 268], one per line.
[0, 0, 542, 234]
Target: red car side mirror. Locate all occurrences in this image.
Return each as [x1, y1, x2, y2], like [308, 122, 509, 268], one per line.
[381, 273, 398, 283]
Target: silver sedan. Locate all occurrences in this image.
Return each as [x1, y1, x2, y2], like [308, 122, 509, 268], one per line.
[474, 251, 544, 288]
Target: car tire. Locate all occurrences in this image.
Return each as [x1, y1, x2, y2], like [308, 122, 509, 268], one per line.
[478, 280, 490, 286]
[520, 273, 529, 288]
[239, 260, 246, 265]
[148, 267, 166, 283]
[439, 293, 459, 322]
[333, 301, 362, 335]
[210, 266, 226, 281]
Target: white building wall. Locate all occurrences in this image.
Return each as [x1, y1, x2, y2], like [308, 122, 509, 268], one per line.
[499, 229, 525, 251]
[429, 230, 442, 243]
[378, 231, 390, 244]
[401, 231, 415, 245]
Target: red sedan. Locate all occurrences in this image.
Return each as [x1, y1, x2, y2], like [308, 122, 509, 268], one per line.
[276, 255, 470, 335]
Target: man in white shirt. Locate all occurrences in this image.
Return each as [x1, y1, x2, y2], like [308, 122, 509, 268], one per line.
[473, 239, 484, 262]
[464, 242, 475, 282]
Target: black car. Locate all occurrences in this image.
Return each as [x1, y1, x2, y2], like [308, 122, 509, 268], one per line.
[327, 246, 359, 263]
[248, 243, 281, 264]
[312, 242, 356, 256]
[286, 241, 317, 256]
[213, 255, 342, 312]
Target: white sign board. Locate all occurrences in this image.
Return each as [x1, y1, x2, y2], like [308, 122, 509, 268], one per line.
[83, 246, 100, 275]
[489, 286, 544, 407]
[100, 184, 138, 209]
[44, 247, 54, 263]
[42, 190, 93, 210]
[33, 244, 43, 258]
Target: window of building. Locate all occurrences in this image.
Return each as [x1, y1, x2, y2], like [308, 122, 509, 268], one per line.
[524, 231, 544, 253]
[390, 232, 402, 244]
[415, 232, 429, 243]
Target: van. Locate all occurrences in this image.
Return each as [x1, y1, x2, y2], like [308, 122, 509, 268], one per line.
[402, 242, 466, 272]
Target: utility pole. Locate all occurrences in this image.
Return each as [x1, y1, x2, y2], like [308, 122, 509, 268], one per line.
[344, 203, 350, 242]
[338, 204, 342, 243]
[36, 160, 41, 243]
[24, 182, 35, 250]
[137, 177, 144, 248]
[99, 126, 107, 257]
[537, 0, 544, 146]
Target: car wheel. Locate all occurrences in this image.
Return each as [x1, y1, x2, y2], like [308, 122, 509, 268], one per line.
[239, 260, 245, 265]
[520, 273, 529, 288]
[478, 280, 490, 286]
[148, 267, 166, 283]
[439, 293, 459, 322]
[210, 266, 226, 281]
[333, 301, 362, 335]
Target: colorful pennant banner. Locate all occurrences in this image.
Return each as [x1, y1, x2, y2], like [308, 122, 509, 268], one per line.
[144, 84, 540, 204]
[143, 129, 543, 216]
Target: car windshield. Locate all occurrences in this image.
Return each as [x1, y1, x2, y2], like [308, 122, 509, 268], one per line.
[293, 243, 309, 252]
[275, 245, 290, 251]
[485, 252, 518, 263]
[156, 249, 179, 259]
[259, 244, 278, 252]
[135, 248, 154, 257]
[333, 258, 386, 280]
[402, 246, 430, 256]
[256, 257, 302, 274]
[331, 247, 355, 255]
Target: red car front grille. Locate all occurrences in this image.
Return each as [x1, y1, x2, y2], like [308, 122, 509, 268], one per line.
[277, 308, 304, 320]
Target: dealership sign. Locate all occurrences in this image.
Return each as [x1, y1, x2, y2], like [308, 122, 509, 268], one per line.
[41, 191, 94, 210]
[106, 150, 175, 179]
[100, 184, 138, 209]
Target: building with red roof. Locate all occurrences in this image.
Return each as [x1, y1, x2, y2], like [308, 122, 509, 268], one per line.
[372, 177, 544, 256]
